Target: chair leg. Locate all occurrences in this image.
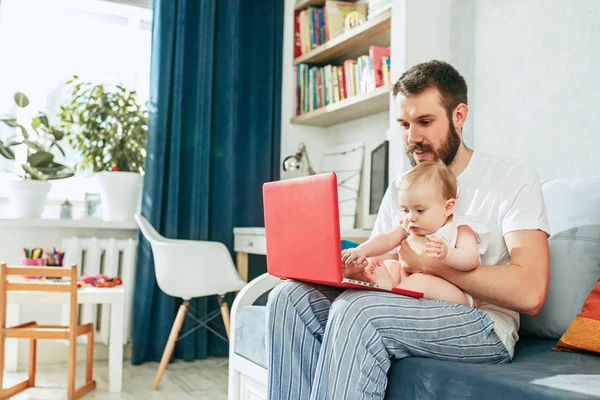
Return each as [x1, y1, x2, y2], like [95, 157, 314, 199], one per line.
[86, 329, 94, 383]
[28, 339, 36, 387]
[67, 338, 75, 400]
[152, 300, 188, 391]
[0, 326, 4, 398]
[218, 295, 231, 340]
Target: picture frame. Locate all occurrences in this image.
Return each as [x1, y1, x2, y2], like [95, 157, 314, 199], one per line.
[84, 192, 102, 219]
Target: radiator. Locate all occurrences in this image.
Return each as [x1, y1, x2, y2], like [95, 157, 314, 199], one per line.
[60, 237, 137, 345]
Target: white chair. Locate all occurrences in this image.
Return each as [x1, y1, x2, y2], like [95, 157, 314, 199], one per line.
[134, 214, 246, 390]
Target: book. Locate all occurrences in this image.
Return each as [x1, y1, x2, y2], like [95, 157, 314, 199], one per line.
[382, 56, 390, 86]
[294, 10, 302, 58]
[369, 46, 390, 88]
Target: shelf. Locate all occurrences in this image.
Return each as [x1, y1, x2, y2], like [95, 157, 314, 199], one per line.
[294, 0, 361, 11]
[293, 10, 391, 66]
[294, 0, 325, 11]
[291, 85, 390, 127]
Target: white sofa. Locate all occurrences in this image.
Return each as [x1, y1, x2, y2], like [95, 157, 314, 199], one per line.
[228, 273, 280, 400]
[228, 175, 600, 400]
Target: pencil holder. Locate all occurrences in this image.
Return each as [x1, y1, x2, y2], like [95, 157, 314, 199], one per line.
[22, 258, 46, 266]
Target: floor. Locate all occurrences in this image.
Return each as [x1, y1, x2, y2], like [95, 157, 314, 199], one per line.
[3, 358, 229, 399]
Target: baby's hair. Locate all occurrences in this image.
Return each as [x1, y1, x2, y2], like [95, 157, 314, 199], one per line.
[400, 159, 458, 200]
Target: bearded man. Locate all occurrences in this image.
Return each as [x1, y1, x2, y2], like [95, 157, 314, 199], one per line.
[266, 60, 550, 400]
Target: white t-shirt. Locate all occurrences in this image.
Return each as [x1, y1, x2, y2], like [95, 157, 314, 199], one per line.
[371, 151, 550, 358]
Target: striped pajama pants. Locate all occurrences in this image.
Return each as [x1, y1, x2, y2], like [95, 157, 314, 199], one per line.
[266, 280, 511, 400]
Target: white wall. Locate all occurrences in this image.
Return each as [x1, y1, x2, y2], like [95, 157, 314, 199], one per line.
[326, 112, 388, 229]
[470, 0, 600, 180]
[280, 0, 387, 229]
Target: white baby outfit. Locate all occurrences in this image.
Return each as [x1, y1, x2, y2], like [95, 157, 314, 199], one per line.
[424, 216, 491, 307]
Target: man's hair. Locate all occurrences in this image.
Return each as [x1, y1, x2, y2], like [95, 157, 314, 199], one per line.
[400, 159, 457, 200]
[392, 60, 468, 118]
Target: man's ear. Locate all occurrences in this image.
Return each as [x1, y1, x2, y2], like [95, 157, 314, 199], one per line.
[453, 103, 469, 133]
[445, 198, 456, 216]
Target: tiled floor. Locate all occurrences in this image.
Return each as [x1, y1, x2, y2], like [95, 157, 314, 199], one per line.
[3, 357, 228, 399]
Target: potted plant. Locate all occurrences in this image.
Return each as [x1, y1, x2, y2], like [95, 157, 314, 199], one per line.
[58, 76, 148, 221]
[0, 92, 74, 218]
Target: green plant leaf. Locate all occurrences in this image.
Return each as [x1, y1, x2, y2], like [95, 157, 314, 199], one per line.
[0, 118, 19, 127]
[37, 113, 50, 127]
[50, 128, 64, 141]
[32, 117, 41, 129]
[37, 164, 69, 174]
[19, 125, 29, 138]
[24, 140, 44, 152]
[28, 151, 54, 167]
[14, 92, 29, 108]
[21, 164, 49, 180]
[49, 169, 74, 180]
[51, 142, 66, 157]
[0, 141, 15, 160]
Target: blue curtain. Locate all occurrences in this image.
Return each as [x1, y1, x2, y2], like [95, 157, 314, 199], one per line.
[131, 0, 283, 364]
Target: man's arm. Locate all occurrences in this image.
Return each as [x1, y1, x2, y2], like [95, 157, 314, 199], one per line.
[401, 229, 550, 316]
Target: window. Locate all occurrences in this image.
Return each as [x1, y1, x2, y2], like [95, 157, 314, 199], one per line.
[0, 0, 152, 203]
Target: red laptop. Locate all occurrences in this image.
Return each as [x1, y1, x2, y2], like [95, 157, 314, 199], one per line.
[262, 172, 423, 298]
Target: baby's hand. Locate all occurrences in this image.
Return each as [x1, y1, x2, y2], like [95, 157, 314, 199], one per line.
[341, 248, 369, 268]
[424, 236, 448, 259]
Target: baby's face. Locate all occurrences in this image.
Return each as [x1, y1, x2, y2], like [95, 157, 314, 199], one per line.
[398, 183, 452, 236]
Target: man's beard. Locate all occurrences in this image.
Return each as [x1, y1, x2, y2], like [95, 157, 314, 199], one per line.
[406, 122, 461, 167]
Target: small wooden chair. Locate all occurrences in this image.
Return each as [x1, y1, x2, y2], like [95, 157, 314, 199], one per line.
[0, 263, 96, 400]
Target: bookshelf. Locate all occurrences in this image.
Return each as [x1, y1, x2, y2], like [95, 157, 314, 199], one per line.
[290, 2, 392, 127]
[291, 84, 389, 127]
[293, 11, 391, 66]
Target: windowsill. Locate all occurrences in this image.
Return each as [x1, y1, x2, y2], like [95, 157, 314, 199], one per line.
[0, 197, 138, 230]
[0, 217, 138, 230]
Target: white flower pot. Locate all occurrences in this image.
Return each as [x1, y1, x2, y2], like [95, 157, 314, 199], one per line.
[97, 172, 143, 221]
[7, 180, 51, 219]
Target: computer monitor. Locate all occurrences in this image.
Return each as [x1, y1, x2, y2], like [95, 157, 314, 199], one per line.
[369, 140, 389, 215]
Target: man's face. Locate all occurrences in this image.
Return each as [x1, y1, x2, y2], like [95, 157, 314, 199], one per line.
[395, 88, 461, 167]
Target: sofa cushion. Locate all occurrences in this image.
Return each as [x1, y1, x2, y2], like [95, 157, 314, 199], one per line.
[234, 305, 267, 368]
[541, 176, 600, 235]
[386, 337, 600, 399]
[555, 276, 600, 354]
[520, 225, 600, 339]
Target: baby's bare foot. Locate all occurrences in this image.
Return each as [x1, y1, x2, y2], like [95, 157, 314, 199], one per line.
[363, 261, 395, 289]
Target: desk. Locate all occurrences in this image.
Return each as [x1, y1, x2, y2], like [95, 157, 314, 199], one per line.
[0, 218, 136, 372]
[7, 287, 125, 393]
[233, 227, 372, 282]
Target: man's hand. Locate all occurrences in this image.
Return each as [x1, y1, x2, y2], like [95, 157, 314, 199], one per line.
[399, 238, 433, 274]
[424, 236, 448, 259]
[398, 234, 433, 273]
[341, 248, 369, 267]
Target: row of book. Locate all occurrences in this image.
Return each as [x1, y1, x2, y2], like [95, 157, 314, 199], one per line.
[294, 46, 390, 116]
[368, 0, 391, 19]
[294, 1, 368, 58]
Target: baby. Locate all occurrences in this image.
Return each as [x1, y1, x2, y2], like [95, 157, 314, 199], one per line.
[341, 159, 489, 307]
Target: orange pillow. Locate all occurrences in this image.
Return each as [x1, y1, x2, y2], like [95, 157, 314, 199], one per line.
[554, 276, 600, 355]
